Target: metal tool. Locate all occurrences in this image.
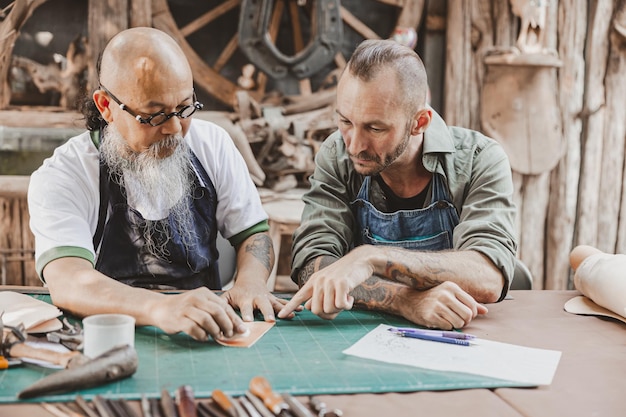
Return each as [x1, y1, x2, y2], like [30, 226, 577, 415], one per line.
[47, 317, 84, 351]
[2, 312, 88, 369]
[282, 394, 316, 417]
[75, 395, 101, 417]
[239, 395, 263, 417]
[41, 402, 85, 417]
[198, 400, 230, 417]
[17, 344, 138, 399]
[309, 398, 343, 417]
[149, 397, 163, 417]
[244, 390, 275, 417]
[93, 395, 116, 417]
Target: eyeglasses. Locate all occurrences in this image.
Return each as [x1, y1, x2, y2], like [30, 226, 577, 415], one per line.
[100, 85, 203, 127]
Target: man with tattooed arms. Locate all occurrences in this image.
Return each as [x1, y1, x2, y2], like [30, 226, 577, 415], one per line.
[28, 28, 295, 342]
[279, 39, 517, 329]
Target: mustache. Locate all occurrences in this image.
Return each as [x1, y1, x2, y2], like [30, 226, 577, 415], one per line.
[349, 152, 379, 162]
[137, 136, 183, 159]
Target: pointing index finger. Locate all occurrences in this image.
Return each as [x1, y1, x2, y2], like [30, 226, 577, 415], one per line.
[277, 286, 313, 319]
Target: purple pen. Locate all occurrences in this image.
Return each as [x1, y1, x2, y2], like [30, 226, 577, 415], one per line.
[392, 330, 471, 346]
[388, 326, 476, 340]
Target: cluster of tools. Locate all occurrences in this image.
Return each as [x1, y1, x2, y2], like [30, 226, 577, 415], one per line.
[40, 376, 343, 417]
[1, 312, 139, 399]
[1, 314, 86, 370]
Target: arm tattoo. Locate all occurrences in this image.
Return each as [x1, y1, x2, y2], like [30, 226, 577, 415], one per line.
[383, 250, 448, 290]
[244, 233, 273, 272]
[297, 256, 336, 287]
[351, 276, 401, 311]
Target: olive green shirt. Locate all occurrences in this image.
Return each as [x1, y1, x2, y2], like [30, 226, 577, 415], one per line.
[291, 109, 518, 301]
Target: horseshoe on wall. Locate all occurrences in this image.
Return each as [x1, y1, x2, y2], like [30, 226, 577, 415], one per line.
[238, 0, 343, 80]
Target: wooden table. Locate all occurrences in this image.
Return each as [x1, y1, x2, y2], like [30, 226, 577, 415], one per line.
[2, 290, 625, 417]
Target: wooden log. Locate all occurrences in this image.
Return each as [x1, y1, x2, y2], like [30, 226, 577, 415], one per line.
[0, 176, 34, 286]
[20, 197, 37, 286]
[87, 0, 129, 93]
[0, 0, 48, 108]
[598, 4, 626, 253]
[396, 0, 425, 30]
[130, 0, 152, 27]
[0, 176, 30, 198]
[519, 173, 550, 289]
[575, 0, 613, 250]
[444, 0, 472, 127]
[0, 109, 83, 128]
[440, 0, 494, 129]
[617, 3, 626, 255]
[493, 1, 515, 47]
[152, 0, 241, 108]
[545, 0, 588, 290]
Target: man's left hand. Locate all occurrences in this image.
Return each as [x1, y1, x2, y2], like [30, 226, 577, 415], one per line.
[222, 279, 299, 322]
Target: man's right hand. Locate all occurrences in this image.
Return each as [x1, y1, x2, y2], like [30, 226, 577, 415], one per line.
[149, 287, 248, 341]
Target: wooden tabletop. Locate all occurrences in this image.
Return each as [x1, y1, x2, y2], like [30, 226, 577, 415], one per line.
[1, 289, 624, 417]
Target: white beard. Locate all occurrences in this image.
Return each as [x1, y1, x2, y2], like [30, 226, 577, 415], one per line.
[100, 124, 196, 258]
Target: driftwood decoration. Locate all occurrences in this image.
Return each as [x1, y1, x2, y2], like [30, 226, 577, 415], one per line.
[11, 35, 88, 109]
[0, 0, 48, 109]
[229, 89, 336, 191]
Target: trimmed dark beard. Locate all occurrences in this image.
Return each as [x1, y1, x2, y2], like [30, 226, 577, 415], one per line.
[349, 120, 412, 177]
[100, 124, 196, 259]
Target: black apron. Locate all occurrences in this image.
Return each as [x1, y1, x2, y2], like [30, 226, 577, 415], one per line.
[93, 151, 221, 290]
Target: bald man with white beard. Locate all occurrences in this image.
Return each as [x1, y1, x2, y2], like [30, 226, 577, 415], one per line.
[28, 27, 297, 342]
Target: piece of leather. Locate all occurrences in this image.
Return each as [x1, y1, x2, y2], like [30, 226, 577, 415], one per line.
[564, 295, 626, 324]
[0, 291, 62, 331]
[215, 321, 275, 348]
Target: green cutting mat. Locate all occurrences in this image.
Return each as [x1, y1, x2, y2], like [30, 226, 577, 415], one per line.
[1, 294, 530, 403]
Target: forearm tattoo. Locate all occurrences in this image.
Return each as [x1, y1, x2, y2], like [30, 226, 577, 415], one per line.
[383, 250, 447, 290]
[297, 256, 336, 287]
[351, 276, 399, 311]
[244, 233, 273, 272]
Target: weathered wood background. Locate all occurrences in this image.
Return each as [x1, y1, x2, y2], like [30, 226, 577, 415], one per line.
[1, 0, 625, 290]
[445, 0, 626, 290]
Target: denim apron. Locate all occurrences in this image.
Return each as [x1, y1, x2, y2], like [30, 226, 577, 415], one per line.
[93, 152, 221, 290]
[351, 174, 459, 251]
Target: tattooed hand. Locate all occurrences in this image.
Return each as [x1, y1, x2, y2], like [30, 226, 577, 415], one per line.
[278, 247, 376, 319]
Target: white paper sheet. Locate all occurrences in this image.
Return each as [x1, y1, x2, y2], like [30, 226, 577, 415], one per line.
[343, 324, 562, 386]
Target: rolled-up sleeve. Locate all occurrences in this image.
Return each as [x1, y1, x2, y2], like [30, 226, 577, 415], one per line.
[446, 130, 518, 300]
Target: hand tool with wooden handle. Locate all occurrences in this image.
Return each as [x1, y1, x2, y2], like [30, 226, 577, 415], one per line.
[212, 388, 246, 417]
[2, 317, 87, 368]
[177, 385, 199, 417]
[161, 388, 178, 417]
[249, 376, 290, 416]
[7, 341, 86, 368]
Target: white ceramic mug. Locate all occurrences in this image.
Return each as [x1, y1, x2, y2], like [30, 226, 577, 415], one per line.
[82, 314, 135, 358]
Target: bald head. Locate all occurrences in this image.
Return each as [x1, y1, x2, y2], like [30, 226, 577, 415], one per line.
[99, 27, 192, 95]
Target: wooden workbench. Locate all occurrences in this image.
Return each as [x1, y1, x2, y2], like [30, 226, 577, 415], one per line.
[1, 290, 624, 417]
